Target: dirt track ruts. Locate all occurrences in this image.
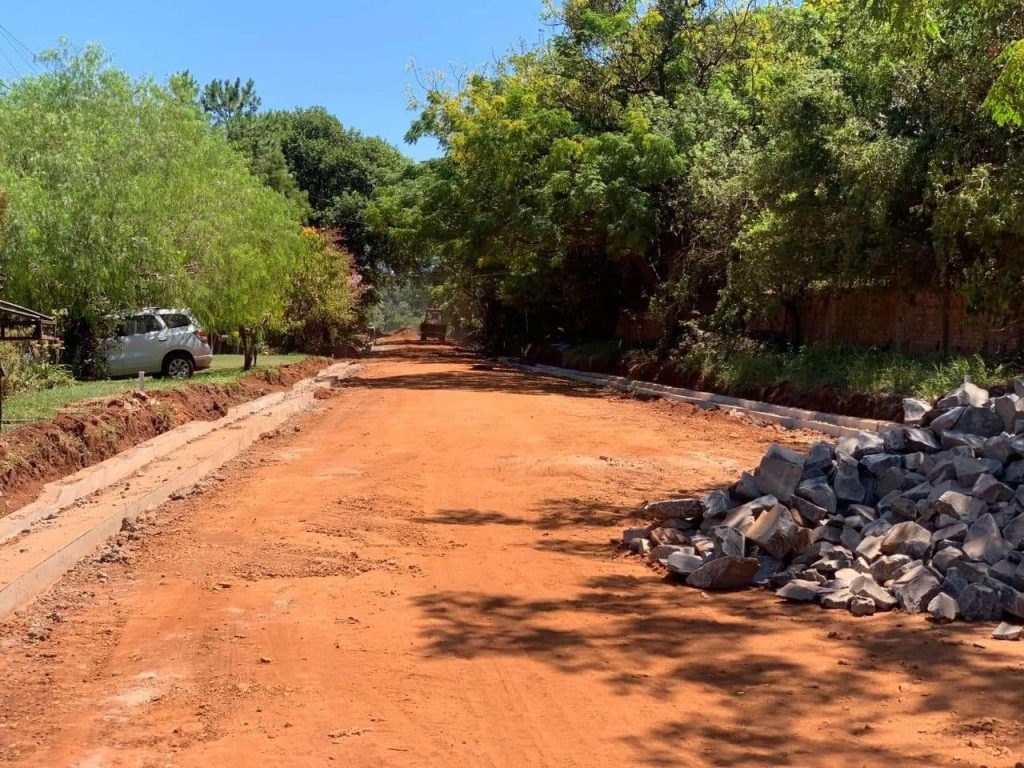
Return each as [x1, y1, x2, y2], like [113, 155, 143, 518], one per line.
[0, 341, 1022, 767]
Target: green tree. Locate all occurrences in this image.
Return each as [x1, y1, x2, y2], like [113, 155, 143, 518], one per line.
[283, 228, 361, 354]
[201, 76, 262, 125]
[382, 0, 1024, 354]
[0, 44, 304, 374]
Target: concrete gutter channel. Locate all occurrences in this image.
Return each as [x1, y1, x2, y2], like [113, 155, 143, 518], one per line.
[0, 361, 358, 620]
[499, 359, 895, 438]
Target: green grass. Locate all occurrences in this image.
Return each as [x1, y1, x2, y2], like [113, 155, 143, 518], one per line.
[561, 340, 623, 372]
[664, 344, 1022, 400]
[2, 353, 307, 426]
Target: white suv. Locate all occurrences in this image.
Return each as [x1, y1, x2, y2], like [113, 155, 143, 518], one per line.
[105, 309, 214, 379]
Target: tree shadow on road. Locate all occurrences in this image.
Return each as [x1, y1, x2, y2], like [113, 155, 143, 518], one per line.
[338, 369, 608, 399]
[420, 498, 649, 531]
[412, 569, 1023, 766]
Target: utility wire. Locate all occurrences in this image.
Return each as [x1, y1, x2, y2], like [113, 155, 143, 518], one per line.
[0, 23, 41, 75]
[0, 43, 21, 80]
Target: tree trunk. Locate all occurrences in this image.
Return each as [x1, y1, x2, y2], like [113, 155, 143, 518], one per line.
[783, 298, 803, 347]
[240, 326, 256, 371]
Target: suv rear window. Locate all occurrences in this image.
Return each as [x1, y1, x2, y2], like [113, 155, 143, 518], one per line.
[160, 313, 192, 329]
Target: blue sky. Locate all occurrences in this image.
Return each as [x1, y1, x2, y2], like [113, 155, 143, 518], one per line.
[0, 1, 550, 160]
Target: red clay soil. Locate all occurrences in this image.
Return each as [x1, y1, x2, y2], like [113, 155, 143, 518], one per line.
[0, 358, 330, 514]
[0, 340, 1021, 767]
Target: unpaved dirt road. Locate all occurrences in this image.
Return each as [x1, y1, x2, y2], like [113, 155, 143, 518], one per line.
[1, 341, 1023, 767]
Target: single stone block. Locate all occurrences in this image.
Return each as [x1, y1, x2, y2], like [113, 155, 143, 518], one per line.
[952, 406, 1004, 438]
[745, 504, 800, 560]
[752, 554, 785, 586]
[666, 551, 704, 578]
[930, 407, 965, 433]
[861, 453, 902, 476]
[856, 534, 885, 562]
[871, 554, 912, 584]
[685, 556, 759, 590]
[954, 455, 991, 487]
[849, 596, 877, 617]
[993, 394, 1024, 434]
[623, 528, 649, 545]
[756, 444, 806, 503]
[804, 442, 835, 475]
[834, 454, 865, 504]
[992, 622, 1023, 641]
[645, 498, 705, 520]
[982, 435, 1017, 464]
[711, 526, 746, 559]
[892, 567, 942, 613]
[993, 581, 1024, 620]
[733, 472, 761, 502]
[840, 526, 862, 553]
[928, 592, 959, 623]
[937, 382, 989, 410]
[963, 514, 1010, 565]
[791, 495, 828, 526]
[837, 432, 885, 459]
[776, 580, 822, 602]
[1003, 514, 1024, 548]
[904, 429, 941, 453]
[973, 474, 1014, 504]
[796, 476, 838, 515]
[702, 490, 732, 521]
[881, 521, 931, 560]
[850, 574, 898, 610]
[1004, 461, 1024, 485]
[903, 398, 933, 426]
[933, 491, 985, 522]
[822, 589, 853, 609]
[959, 583, 1002, 622]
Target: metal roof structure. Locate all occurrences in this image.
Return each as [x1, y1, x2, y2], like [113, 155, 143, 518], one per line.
[0, 297, 55, 341]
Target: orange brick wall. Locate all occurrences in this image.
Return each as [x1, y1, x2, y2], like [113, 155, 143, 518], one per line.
[752, 289, 1024, 355]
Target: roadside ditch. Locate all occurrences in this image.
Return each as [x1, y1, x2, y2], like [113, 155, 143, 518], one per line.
[0, 358, 332, 515]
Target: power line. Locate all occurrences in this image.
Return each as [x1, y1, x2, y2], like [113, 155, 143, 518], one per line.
[0, 43, 21, 80]
[0, 23, 40, 75]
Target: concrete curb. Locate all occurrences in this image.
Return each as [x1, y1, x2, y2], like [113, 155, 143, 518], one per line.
[0, 392, 285, 545]
[0, 362, 356, 619]
[499, 359, 896, 438]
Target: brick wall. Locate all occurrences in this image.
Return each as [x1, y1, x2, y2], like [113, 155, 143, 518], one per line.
[752, 289, 1024, 355]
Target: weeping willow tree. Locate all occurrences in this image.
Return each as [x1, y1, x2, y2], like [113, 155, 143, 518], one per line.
[0, 43, 305, 373]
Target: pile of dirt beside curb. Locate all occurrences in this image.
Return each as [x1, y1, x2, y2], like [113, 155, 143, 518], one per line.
[0, 358, 332, 514]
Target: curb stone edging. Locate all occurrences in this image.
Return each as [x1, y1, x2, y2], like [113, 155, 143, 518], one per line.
[0, 362, 357, 619]
[499, 359, 895, 438]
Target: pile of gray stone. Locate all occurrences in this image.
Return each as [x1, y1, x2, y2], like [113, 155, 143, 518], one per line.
[623, 380, 1024, 636]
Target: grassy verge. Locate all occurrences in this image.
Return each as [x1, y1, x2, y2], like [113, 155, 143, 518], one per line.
[662, 345, 1023, 401]
[553, 339, 1024, 406]
[3, 354, 307, 425]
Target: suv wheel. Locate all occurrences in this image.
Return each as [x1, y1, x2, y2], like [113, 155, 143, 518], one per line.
[164, 354, 194, 380]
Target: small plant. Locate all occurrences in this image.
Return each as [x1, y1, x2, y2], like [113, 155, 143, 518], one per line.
[0, 342, 74, 399]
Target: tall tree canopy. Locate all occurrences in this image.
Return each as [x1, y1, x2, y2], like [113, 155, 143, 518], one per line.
[372, 0, 1024, 350]
[0, 45, 306, 373]
[201, 77, 262, 125]
[197, 78, 415, 293]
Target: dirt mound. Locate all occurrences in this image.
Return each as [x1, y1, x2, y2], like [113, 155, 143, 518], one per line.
[0, 358, 331, 514]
